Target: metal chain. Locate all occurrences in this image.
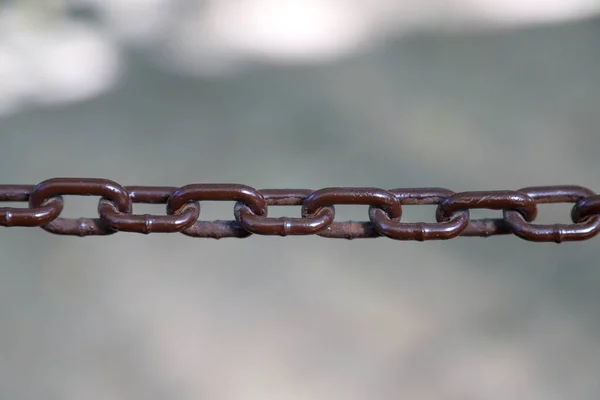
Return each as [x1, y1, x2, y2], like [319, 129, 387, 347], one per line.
[2, 178, 600, 242]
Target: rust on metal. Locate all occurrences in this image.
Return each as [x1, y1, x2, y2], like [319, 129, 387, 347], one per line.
[236, 189, 335, 236]
[1, 178, 600, 242]
[369, 188, 469, 241]
[503, 186, 600, 242]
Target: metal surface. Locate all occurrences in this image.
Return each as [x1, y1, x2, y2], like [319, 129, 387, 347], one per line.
[1, 178, 600, 242]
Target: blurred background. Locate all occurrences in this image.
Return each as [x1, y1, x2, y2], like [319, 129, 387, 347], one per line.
[2, 1, 600, 399]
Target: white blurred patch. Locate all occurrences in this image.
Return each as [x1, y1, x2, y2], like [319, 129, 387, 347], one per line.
[203, 0, 371, 61]
[461, 0, 600, 24]
[1, 0, 600, 116]
[159, 0, 600, 72]
[0, 8, 121, 116]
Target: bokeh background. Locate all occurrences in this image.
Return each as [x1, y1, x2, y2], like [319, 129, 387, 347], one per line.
[2, 1, 600, 399]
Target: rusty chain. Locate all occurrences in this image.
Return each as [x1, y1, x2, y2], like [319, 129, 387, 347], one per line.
[2, 178, 600, 242]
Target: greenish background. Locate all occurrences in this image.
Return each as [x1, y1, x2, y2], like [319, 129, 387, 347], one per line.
[2, 17, 600, 400]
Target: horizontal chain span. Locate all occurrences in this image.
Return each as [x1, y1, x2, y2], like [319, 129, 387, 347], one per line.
[2, 178, 600, 242]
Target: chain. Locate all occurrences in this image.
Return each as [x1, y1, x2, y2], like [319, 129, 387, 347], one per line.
[2, 178, 600, 242]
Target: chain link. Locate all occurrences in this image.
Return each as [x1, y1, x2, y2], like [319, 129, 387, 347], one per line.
[1, 178, 600, 242]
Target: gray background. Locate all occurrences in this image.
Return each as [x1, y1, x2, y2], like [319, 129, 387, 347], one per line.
[2, 14, 600, 400]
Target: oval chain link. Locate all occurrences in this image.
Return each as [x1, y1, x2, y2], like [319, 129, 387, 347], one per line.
[369, 188, 469, 240]
[2, 180, 600, 241]
[235, 189, 335, 236]
[29, 178, 131, 236]
[436, 191, 538, 237]
[503, 186, 600, 242]
[1, 185, 64, 227]
[301, 187, 403, 239]
[98, 186, 200, 234]
[571, 194, 600, 223]
[166, 184, 267, 238]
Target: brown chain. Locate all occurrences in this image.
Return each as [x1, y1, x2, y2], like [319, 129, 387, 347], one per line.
[2, 178, 600, 242]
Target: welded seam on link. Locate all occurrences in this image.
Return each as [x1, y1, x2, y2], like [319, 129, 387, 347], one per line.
[1, 179, 600, 242]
